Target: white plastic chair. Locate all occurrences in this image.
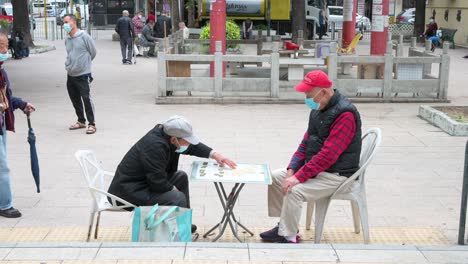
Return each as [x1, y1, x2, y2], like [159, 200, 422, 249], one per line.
[305, 128, 382, 244]
[75, 150, 136, 242]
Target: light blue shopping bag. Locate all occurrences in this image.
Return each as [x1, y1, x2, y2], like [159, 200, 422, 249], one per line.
[132, 204, 192, 242]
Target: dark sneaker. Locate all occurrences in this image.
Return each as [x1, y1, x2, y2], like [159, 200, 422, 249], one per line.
[279, 235, 300, 243]
[0, 207, 22, 218]
[260, 225, 281, 242]
[191, 224, 197, 233]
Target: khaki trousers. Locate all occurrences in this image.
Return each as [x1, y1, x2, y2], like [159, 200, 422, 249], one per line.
[268, 168, 348, 236]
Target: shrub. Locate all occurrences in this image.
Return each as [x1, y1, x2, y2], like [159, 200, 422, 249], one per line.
[199, 20, 241, 51]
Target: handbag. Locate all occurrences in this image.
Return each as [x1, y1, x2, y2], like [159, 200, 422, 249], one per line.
[131, 204, 192, 242]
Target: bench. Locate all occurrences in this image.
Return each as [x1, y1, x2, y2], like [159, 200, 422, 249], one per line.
[440, 28, 457, 49]
[262, 49, 309, 59]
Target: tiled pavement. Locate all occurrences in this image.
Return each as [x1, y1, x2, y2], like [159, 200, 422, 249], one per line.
[0, 31, 467, 262]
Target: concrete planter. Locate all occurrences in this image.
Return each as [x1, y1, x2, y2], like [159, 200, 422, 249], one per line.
[419, 105, 468, 136]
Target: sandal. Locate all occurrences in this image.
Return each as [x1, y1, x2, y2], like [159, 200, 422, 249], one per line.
[69, 122, 86, 130]
[86, 125, 97, 134]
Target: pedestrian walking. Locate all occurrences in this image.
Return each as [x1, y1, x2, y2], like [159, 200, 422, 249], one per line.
[0, 33, 36, 218]
[115, 10, 135, 65]
[63, 14, 97, 135]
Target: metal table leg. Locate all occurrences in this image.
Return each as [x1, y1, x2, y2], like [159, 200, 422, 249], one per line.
[203, 182, 254, 242]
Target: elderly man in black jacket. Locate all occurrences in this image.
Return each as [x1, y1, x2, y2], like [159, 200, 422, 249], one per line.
[108, 116, 236, 212]
[115, 10, 135, 65]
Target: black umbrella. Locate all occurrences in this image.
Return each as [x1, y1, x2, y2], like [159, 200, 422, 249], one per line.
[27, 113, 40, 193]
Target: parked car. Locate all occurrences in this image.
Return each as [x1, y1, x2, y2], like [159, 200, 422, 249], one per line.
[0, 3, 13, 22]
[396, 8, 415, 24]
[56, 5, 89, 26]
[328, 6, 343, 31]
[0, 3, 36, 30]
[327, 6, 371, 31]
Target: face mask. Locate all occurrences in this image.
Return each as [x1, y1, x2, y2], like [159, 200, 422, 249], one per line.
[175, 138, 189, 153]
[63, 23, 72, 33]
[138, 15, 142, 18]
[0, 53, 8, 62]
[305, 98, 320, 110]
[429, 19, 434, 24]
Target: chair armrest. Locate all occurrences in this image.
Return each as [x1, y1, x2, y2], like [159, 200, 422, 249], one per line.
[90, 187, 136, 210]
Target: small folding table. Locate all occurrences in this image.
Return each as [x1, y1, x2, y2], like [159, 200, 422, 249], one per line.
[190, 161, 272, 242]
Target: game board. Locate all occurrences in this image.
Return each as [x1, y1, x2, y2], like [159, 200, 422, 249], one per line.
[190, 161, 272, 184]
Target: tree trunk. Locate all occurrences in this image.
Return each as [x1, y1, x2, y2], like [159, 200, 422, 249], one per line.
[12, 0, 34, 47]
[171, 0, 181, 32]
[291, 0, 306, 42]
[186, 0, 195, 27]
[413, 0, 426, 38]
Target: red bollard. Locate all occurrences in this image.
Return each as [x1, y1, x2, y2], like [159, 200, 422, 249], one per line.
[210, 0, 226, 77]
[370, 0, 389, 55]
[341, 0, 357, 50]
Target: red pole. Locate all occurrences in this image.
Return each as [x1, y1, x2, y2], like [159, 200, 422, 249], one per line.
[210, 0, 226, 77]
[341, 0, 357, 49]
[370, 0, 389, 55]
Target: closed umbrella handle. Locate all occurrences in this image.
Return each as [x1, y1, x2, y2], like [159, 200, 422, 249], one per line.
[27, 113, 32, 129]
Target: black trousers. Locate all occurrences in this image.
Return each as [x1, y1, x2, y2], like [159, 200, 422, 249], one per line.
[67, 74, 95, 125]
[147, 171, 191, 208]
[120, 37, 133, 62]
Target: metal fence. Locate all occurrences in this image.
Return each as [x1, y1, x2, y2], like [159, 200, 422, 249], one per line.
[31, 19, 100, 41]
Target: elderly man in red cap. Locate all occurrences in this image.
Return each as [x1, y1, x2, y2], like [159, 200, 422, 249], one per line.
[260, 70, 362, 243]
[139, 14, 158, 57]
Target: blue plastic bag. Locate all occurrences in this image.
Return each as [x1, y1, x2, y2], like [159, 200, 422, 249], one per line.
[132, 204, 192, 242]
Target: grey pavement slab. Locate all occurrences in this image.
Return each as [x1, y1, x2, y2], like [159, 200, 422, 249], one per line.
[184, 247, 249, 261]
[5, 247, 98, 260]
[335, 249, 428, 263]
[0, 248, 12, 261]
[421, 251, 468, 264]
[249, 247, 338, 262]
[95, 247, 183, 260]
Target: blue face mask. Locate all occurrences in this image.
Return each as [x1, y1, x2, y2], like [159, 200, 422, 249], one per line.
[175, 139, 189, 153]
[63, 23, 72, 33]
[0, 53, 8, 62]
[305, 98, 320, 110]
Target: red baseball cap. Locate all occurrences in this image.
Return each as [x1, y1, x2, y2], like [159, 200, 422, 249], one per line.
[148, 14, 156, 22]
[294, 70, 332, 92]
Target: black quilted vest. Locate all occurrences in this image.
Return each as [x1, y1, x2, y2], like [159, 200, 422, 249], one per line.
[305, 91, 362, 177]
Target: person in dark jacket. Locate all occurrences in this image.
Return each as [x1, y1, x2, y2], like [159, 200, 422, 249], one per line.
[260, 70, 362, 243]
[0, 33, 36, 218]
[154, 11, 171, 39]
[108, 115, 236, 212]
[115, 10, 135, 65]
[139, 14, 157, 57]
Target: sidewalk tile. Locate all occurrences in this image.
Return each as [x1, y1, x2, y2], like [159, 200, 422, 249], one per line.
[174, 260, 226, 264]
[116, 261, 171, 264]
[184, 247, 248, 261]
[421, 250, 468, 263]
[0, 248, 12, 261]
[249, 248, 337, 262]
[95, 248, 184, 260]
[62, 261, 117, 264]
[101, 242, 186, 248]
[5, 248, 98, 261]
[336, 249, 428, 263]
[0, 260, 61, 264]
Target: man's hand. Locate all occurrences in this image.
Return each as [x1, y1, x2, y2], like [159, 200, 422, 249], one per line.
[281, 176, 300, 195]
[286, 169, 295, 178]
[212, 152, 237, 169]
[23, 103, 35, 114]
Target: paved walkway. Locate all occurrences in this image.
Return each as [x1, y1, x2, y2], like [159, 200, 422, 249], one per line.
[0, 31, 467, 262]
[0, 242, 468, 263]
